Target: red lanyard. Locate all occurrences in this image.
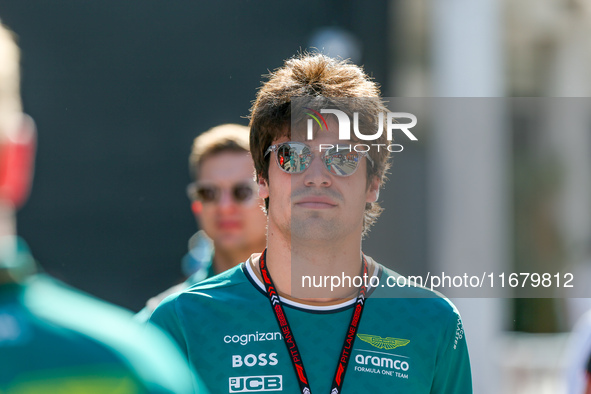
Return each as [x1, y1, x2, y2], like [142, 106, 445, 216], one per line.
[259, 249, 369, 394]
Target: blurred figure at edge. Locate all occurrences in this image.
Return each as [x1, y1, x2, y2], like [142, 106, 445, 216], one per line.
[0, 20, 209, 393]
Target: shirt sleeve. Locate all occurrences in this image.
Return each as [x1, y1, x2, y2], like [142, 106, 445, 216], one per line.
[148, 294, 189, 358]
[431, 306, 473, 394]
[148, 294, 212, 394]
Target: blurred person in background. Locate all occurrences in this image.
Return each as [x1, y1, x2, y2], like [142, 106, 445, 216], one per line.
[136, 124, 267, 320]
[0, 21, 208, 393]
[565, 308, 591, 394]
[586, 353, 591, 394]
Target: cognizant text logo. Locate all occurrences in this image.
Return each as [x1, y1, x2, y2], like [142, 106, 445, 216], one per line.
[305, 108, 418, 153]
[223, 331, 283, 346]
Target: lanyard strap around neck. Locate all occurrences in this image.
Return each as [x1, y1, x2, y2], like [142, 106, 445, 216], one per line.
[259, 249, 369, 394]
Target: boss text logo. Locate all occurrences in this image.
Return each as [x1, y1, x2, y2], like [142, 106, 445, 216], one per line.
[232, 353, 279, 368]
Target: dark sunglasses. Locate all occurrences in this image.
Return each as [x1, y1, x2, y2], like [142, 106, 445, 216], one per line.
[187, 182, 257, 204]
[265, 141, 373, 177]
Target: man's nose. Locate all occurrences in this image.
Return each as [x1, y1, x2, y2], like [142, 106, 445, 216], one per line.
[217, 189, 237, 210]
[303, 155, 332, 187]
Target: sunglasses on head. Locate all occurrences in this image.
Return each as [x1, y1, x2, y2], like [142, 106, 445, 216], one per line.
[188, 182, 257, 204]
[265, 141, 374, 177]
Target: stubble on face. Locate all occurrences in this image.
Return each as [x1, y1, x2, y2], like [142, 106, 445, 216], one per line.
[289, 187, 349, 242]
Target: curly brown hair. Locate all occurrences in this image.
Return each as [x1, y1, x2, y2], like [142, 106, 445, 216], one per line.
[249, 53, 390, 236]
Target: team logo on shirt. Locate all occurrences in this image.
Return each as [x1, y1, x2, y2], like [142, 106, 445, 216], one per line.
[356, 333, 410, 350]
[354, 334, 412, 380]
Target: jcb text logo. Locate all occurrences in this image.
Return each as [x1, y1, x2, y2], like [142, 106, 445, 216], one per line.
[229, 375, 282, 393]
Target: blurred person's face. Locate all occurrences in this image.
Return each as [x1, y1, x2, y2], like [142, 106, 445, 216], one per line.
[193, 151, 266, 253]
[0, 115, 36, 211]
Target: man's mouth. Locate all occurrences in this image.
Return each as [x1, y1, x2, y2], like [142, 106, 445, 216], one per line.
[294, 196, 338, 209]
[217, 220, 242, 230]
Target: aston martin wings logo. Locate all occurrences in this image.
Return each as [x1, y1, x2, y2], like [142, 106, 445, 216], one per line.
[356, 334, 410, 350]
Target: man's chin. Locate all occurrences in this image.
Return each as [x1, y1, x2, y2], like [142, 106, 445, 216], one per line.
[289, 219, 340, 244]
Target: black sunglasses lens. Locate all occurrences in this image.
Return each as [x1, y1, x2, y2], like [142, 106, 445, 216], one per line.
[196, 186, 218, 202]
[232, 185, 254, 202]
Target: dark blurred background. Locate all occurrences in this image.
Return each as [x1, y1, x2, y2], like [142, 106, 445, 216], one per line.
[0, 0, 389, 311]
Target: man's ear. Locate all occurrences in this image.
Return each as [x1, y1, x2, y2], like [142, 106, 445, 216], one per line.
[0, 115, 36, 209]
[257, 175, 269, 199]
[191, 200, 202, 216]
[365, 176, 380, 203]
